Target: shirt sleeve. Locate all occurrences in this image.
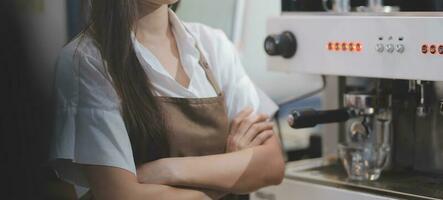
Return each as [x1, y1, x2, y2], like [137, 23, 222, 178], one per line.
[49, 40, 136, 188]
[204, 29, 279, 120]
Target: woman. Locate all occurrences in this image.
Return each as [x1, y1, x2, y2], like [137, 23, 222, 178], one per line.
[50, 0, 285, 199]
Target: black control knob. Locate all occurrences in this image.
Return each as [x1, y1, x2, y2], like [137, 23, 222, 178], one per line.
[264, 31, 297, 58]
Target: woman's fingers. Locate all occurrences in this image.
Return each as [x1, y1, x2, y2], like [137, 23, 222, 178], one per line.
[249, 130, 274, 147]
[226, 108, 273, 152]
[242, 122, 274, 143]
[236, 113, 269, 140]
[230, 107, 254, 135]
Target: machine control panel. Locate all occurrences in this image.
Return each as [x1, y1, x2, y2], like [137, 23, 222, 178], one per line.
[375, 36, 405, 54]
[266, 13, 443, 81]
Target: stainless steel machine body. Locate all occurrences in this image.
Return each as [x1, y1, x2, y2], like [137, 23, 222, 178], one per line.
[262, 12, 443, 199]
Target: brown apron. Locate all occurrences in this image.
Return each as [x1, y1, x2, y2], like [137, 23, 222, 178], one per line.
[159, 50, 229, 158]
[156, 44, 245, 200]
[81, 38, 246, 200]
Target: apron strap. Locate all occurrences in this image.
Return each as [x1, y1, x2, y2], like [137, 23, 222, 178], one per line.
[196, 46, 223, 96]
[180, 21, 223, 96]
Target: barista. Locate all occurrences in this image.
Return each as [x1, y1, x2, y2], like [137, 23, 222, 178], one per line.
[50, 0, 285, 199]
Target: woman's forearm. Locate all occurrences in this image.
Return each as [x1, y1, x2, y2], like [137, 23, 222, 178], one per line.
[137, 135, 285, 194]
[132, 184, 213, 200]
[83, 165, 222, 200]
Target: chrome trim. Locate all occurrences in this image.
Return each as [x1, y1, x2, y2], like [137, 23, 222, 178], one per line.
[285, 159, 443, 200]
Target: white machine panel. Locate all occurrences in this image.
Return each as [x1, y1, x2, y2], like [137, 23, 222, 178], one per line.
[266, 13, 443, 81]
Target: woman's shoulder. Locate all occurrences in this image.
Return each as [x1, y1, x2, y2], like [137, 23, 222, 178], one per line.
[183, 22, 243, 89]
[57, 34, 107, 76]
[58, 34, 102, 67]
[55, 34, 119, 109]
[183, 22, 237, 69]
[184, 22, 224, 37]
[183, 22, 232, 50]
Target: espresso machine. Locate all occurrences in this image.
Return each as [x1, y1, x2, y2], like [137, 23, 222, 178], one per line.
[252, 1, 443, 199]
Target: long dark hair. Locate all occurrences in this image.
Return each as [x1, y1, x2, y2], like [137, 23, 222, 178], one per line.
[86, 0, 170, 164]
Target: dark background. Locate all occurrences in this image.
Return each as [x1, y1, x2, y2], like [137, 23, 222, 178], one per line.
[0, 0, 54, 199]
[1, 0, 443, 199]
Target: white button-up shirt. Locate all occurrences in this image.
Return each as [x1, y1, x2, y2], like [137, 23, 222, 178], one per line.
[50, 10, 278, 195]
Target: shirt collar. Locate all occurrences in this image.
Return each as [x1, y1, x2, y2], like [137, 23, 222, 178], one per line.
[131, 9, 200, 83]
[168, 9, 198, 52]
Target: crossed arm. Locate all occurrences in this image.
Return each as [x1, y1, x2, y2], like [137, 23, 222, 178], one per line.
[84, 135, 283, 200]
[136, 135, 284, 194]
[82, 109, 285, 200]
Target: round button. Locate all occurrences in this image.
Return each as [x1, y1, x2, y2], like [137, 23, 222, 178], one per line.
[376, 44, 385, 53]
[386, 44, 395, 53]
[264, 31, 297, 58]
[396, 44, 405, 53]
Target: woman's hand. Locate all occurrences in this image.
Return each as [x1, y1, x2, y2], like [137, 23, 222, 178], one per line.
[226, 107, 275, 153]
[137, 107, 275, 186]
[136, 107, 281, 194]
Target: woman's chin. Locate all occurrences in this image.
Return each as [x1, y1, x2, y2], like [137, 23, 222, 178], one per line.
[146, 0, 178, 6]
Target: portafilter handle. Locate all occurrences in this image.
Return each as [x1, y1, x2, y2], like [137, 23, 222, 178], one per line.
[288, 108, 353, 129]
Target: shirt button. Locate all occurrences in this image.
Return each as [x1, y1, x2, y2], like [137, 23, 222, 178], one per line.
[201, 61, 209, 68]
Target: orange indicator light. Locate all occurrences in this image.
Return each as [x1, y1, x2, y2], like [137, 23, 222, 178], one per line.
[349, 43, 354, 51]
[422, 44, 428, 54]
[439, 45, 443, 55]
[328, 42, 333, 51]
[355, 43, 362, 52]
[335, 42, 340, 51]
[430, 45, 437, 54]
[341, 42, 347, 51]
[327, 41, 363, 53]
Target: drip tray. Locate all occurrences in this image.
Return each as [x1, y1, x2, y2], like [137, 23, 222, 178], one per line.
[285, 159, 443, 200]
